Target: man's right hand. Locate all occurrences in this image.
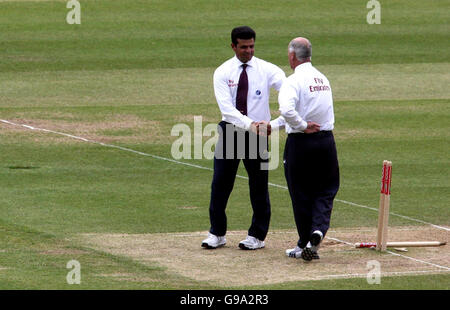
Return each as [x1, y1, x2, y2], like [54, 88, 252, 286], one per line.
[304, 121, 320, 134]
[250, 122, 259, 135]
[257, 121, 271, 136]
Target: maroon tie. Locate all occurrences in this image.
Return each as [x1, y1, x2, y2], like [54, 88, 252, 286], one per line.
[236, 64, 248, 115]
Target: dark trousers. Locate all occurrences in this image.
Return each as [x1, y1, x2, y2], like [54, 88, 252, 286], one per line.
[283, 131, 340, 248]
[209, 121, 271, 240]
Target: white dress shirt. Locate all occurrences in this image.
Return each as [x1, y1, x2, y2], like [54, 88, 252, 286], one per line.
[278, 62, 334, 133]
[213, 55, 286, 130]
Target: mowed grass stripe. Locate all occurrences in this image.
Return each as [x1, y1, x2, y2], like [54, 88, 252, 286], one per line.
[0, 63, 449, 108]
[1, 0, 449, 72]
[1, 117, 449, 233]
[1, 98, 448, 234]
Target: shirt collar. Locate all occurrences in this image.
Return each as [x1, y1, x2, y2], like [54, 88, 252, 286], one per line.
[234, 55, 255, 68]
[294, 61, 312, 73]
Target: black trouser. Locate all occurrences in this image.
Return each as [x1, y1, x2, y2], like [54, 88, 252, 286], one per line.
[283, 131, 340, 248]
[208, 121, 271, 241]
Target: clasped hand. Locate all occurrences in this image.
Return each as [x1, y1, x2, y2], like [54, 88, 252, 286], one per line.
[250, 121, 320, 136]
[250, 121, 271, 136]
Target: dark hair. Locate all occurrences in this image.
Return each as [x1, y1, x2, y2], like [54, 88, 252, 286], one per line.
[231, 26, 256, 45]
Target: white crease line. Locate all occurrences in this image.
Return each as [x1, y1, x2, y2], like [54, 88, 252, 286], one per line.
[314, 269, 449, 281]
[325, 236, 355, 247]
[2, 119, 450, 234]
[266, 181, 450, 232]
[334, 199, 450, 232]
[0, 119, 212, 171]
[385, 250, 450, 271]
[327, 236, 450, 271]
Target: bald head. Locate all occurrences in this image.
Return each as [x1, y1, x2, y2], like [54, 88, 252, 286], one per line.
[288, 37, 312, 61]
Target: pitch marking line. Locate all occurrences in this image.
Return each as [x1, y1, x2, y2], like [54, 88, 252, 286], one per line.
[2, 118, 450, 235]
[326, 236, 450, 271]
[314, 269, 450, 281]
[385, 250, 450, 271]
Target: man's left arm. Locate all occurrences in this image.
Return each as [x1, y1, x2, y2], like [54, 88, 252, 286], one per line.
[279, 79, 320, 133]
[266, 64, 287, 132]
[278, 79, 307, 131]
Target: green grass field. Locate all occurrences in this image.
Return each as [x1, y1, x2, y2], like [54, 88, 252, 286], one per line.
[0, 0, 449, 291]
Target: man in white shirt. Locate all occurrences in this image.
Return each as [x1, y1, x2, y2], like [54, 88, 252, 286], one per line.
[202, 26, 286, 250]
[279, 37, 340, 261]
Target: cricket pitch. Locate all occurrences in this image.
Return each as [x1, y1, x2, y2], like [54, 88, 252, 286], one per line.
[78, 226, 449, 287]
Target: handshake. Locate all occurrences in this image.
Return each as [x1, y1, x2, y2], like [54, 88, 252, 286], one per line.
[250, 121, 272, 137]
[250, 120, 321, 136]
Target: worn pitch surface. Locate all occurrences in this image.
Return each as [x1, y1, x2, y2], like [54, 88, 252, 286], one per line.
[78, 226, 449, 286]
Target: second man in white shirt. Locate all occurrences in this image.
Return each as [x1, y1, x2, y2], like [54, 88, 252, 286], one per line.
[279, 37, 340, 261]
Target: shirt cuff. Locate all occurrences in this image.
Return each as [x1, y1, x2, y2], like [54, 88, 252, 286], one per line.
[269, 120, 277, 130]
[293, 120, 308, 131]
[269, 117, 284, 131]
[242, 116, 254, 131]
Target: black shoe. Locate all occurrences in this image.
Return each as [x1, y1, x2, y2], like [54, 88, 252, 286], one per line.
[300, 247, 320, 261]
[310, 230, 323, 247]
[301, 247, 314, 261]
[302, 231, 323, 261]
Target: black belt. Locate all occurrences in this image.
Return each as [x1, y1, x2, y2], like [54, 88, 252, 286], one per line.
[288, 130, 332, 137]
